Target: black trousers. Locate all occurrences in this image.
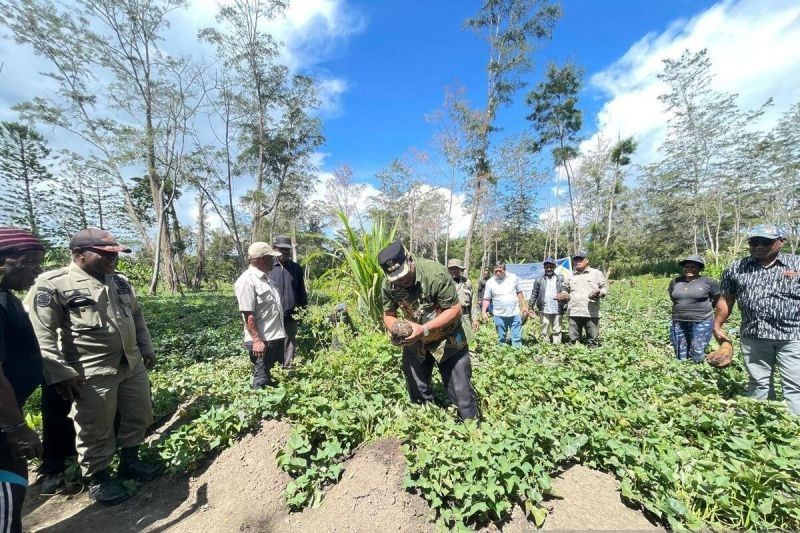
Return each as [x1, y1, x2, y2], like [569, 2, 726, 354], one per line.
[568, 316, 600, 346]
[401, 346, 479, 420]
[40, 382, 78, 475]
[248, 339, 284, 389]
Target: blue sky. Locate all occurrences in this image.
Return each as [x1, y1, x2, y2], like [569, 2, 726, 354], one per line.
[2, 0, 799, 233]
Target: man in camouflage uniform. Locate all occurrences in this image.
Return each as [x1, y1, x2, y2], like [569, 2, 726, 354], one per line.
[25, 229, 159, 505]
[379, 242, 478, 420]
[447, 258, 473, 322]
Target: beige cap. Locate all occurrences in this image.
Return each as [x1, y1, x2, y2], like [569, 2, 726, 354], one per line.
[447, 258, 465, 270]
[247, 242, 282, 259]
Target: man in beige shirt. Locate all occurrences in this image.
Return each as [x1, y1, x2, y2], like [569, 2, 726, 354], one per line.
[563, 250, 608, 347]
[26, 229, 159, 505]
[234, 242, 285, 389]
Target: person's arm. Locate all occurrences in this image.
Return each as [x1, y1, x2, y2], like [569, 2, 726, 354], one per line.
[235, 278, 266, 356]
[130, 286, 156, 369]
[481, 281, 492, 320]
[528, 280, 540, 315]
[0, 310, 43, 459]
[517, 291, 527, 315]
[24, 282, 84, 400]
[709, 278, 721, 308]
[713, 295, 734, 343]
[241, 311, 266, 356]
[405, 302, 462, 343]
[593, 270, 609, 298]
[296, 263, 308, 309]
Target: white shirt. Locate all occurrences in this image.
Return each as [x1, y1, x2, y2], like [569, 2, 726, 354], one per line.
[542, 275, 559, 314]
[484, 272, 522, 317]
[234, 265, 286, 344]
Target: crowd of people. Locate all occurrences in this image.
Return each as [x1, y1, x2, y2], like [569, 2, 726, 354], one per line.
[0, 222, 798, 532]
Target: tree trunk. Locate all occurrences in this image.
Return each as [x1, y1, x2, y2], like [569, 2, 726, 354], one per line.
[193, 193, 206, 290]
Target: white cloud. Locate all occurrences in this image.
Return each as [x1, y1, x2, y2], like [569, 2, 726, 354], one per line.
[587, 0, 800, 164]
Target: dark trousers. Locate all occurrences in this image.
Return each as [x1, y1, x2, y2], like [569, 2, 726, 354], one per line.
[249, 339, 284, 389]
[0, 442, 26, 533]
[401, 346, 479, 420]
[40, 382, 77, 475]
[569, 316, 600, 346]
[283, 317, 298, 367]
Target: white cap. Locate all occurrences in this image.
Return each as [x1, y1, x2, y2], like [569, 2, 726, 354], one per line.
[247, 242, 282, 259]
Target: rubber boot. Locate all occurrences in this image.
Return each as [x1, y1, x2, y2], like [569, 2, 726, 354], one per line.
[118, 446, 161, 481]
[88, 469, 130, 505]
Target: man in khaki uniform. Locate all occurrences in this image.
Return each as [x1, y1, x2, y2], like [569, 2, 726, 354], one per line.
[25, 229, 158, 505]
[562, 250, 608, 347]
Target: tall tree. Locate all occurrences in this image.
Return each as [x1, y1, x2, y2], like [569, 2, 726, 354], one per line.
[199, 0, 288, 239]
[462, 0, 560, 272]
[0, 121, 52, 236]
[526, 62, 583, 248]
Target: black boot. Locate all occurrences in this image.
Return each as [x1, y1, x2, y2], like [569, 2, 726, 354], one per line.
[118, 446, 161, 481]
[88, 469, 130, 505]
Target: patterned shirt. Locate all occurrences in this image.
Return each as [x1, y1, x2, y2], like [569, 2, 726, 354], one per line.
[720, 253, 800, 340]
[382, 258, 471, 362]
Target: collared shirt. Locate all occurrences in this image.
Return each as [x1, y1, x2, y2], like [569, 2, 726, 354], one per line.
[720, 253, 800, 340]
[25, 263, 154, 384]
[269, 258, 308, 318]
[484, 273, 523, 317]
[235, 265, 285, 344]
[542, 276, 559, 315]
[563, 267, 608, 318]
[382, 258, 471, 362]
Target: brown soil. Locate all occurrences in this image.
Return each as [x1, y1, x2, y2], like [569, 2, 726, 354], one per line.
[540, 464, 662, 530]
[285, 438, 434, 533]
[23, 424, 658, 532]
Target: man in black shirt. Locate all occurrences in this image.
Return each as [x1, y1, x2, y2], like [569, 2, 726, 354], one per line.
[269, 236, 308, 367]
[0, 227, 45, 533]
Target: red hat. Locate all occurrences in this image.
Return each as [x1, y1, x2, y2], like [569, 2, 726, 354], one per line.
[69, 228, 131, 253]
[0, 227, 45, 254]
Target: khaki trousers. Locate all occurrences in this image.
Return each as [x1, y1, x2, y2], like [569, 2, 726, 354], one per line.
[540, 313, 562, 344]
[70, 361, 153, 476]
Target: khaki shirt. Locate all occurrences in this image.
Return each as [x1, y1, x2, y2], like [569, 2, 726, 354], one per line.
[563, 267, 608, 318]
[24, 263, 154, 384]
[453, 276, 473, 320]
[234, 265, 285, 344]
[382, 258, 472, 362]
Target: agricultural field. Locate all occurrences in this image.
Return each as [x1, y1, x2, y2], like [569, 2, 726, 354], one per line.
[25, 277, 800, 531]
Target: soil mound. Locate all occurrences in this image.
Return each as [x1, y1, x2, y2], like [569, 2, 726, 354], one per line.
[285, 438, 434, 533]
[542, 464, 661, 530]
[22, 419, 293, 532]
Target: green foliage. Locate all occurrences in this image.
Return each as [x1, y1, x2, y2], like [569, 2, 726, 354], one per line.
[22, 277, 798, 531]
[325, 212, 396, 327]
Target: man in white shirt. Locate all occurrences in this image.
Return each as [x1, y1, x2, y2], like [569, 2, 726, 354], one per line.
[234, 242, 286, 389]
[481, 262, 528, 348]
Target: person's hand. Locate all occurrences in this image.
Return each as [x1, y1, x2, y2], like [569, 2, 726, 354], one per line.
[555, 292, 570, 302]
[471, 319, 478, 331]
[5, 425, 43, 461]
[53, 376, 86, 402]
[402, 322, 425, 344]
[482, 312, 489, 322]
[252, 339, 267, 358]
[143, 352, 157, 370]
[713, 325, 732, 344]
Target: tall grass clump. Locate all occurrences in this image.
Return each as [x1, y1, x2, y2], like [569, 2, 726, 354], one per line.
[327, 212, 396, 327]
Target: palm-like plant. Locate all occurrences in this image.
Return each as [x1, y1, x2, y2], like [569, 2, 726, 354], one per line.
[328, 211, 397, 328]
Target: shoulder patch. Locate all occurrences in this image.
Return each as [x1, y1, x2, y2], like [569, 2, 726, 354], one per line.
[113, 275, 132, 294]
[35, 292, 53, 307]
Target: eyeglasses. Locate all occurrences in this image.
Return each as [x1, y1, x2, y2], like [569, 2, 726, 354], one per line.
[748, 237, 776, 247]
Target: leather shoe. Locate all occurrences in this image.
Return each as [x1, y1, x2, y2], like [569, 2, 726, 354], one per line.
[118, 457, 161, 481]
[88, 470, 130, 505]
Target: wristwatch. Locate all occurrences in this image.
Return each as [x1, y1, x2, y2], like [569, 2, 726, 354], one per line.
[423, 325, 430, 337]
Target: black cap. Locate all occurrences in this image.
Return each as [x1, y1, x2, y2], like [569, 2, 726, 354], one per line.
[679, 254, 705, 267]
[543, 256, 556, 265]
[378, 241, 411, 282]
[69, 228, 131, 253]
[273, 235, 292, 249]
